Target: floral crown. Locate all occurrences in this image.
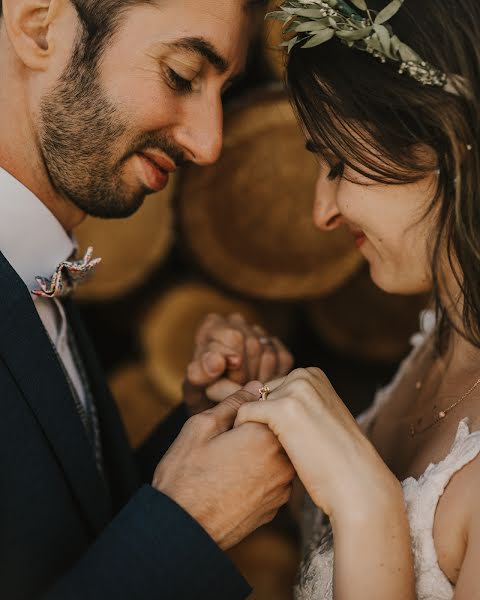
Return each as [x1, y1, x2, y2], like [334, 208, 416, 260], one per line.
[267, 0, 456, 92]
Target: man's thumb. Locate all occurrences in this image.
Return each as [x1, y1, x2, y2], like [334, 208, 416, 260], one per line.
[204, 381, 261, 436]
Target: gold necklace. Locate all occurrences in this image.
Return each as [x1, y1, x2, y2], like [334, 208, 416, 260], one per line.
[410, 376, 480, 437]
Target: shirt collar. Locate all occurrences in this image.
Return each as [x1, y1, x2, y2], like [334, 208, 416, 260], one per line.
[0, 167, 75, 291]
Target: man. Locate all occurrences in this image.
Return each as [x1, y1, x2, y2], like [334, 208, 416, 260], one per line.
[0, 1, 295, 598]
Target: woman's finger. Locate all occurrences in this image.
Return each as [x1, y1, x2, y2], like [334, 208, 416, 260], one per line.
[234, 398, 279, 430]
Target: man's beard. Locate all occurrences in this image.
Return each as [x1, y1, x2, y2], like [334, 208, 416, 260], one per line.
[39, 52, 186, 219]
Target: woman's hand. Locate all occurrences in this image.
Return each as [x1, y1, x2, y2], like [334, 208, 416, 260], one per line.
[234, 367, 399, 518]
[235, 368, 415, 600]
[183, 313, 294, 416]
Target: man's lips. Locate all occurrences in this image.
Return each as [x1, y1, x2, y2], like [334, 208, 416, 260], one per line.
[134, 151, 176, 192]
[139, 150, 177, 174]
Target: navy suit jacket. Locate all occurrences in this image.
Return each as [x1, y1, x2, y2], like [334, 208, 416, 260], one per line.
[0, 251, 251, 600]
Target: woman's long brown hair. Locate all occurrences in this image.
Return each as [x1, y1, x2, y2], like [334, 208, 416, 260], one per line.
[285, 0, 480, 352]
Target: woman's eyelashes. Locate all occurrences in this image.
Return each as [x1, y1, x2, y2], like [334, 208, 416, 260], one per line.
[164, 66, 194, 93]
[305, 139, 322, 154]
[327, 162, 345, 181]
[305, 141, 345, 180]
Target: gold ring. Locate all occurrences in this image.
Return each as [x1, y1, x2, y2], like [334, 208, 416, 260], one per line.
[259, 385, 271, 401]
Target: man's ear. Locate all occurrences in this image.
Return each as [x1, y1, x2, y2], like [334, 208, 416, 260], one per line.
[2, 0, 65, 70]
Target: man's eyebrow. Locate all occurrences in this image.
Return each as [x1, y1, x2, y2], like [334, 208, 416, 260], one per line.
[166, 37, 229, 74]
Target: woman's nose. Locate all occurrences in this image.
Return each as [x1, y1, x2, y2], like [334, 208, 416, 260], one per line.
[312, 172, 342, 231]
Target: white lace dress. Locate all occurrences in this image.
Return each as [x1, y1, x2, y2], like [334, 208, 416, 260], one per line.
[296, 312, 480, 600]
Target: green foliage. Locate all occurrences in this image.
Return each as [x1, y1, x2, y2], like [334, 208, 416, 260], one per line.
[267, 0, 448, 88]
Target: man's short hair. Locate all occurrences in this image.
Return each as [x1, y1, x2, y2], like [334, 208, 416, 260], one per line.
[0, 1, 268, 21]
[0, 0, 268, 64]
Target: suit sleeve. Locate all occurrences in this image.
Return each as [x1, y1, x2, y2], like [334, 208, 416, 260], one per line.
[135, 404, 189, 483]
[42, 485, 251, 600]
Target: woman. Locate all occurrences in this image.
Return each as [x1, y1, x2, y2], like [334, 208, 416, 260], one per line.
[188, 0, 480, 597]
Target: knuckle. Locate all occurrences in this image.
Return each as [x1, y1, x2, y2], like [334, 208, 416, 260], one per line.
[263, 510, 278, 525]
[199, 313, 220, 333]
[229, 312, 246, 323]
[285, 464, 296, 482]
[205, 312, 221, 323]
[222, 393, 245, 412]
[290, 367, 308, 380]
[281, 487, 293, 505]
[306, 366, 324, 378]
[295, 377, 315, 396]
[224, 329, 244, 348]
[189, 411, 217, 433]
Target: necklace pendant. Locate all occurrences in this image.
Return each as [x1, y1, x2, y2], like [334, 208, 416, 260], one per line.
[438, 411, 446, 419]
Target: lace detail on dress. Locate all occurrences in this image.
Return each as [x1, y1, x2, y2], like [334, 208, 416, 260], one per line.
[402, 419, 480, 600]
[296, 311, 480, 600]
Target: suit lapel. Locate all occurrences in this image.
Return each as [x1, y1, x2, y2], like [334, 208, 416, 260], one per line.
[0, 252, 112, 535]
[64, 299, 139, 510]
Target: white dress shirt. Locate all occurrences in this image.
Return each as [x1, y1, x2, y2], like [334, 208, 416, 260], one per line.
[0, 166, 88, 410]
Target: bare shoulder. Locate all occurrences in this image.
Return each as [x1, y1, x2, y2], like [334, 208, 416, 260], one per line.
[433, 436, 480, 585]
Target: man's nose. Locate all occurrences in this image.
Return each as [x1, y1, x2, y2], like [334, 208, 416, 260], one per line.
[176, 95, 224, 167]
[312, 171, 342, 231]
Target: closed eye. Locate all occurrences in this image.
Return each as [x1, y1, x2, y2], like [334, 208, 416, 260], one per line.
[164, 67, 194, 93]
[327, 162, 345, 181]
[305, 141, 344, 180]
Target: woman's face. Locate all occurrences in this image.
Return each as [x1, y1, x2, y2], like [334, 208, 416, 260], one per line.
[311, 147, 439, 295]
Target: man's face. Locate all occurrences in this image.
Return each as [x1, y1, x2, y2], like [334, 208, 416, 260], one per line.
[40, 0, 250, 218]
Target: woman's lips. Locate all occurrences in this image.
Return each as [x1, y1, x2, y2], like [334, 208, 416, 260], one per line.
[351, 230, 367, 248]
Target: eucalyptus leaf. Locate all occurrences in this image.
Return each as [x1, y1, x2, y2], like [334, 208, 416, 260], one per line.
[349, 0, 368, 10]
[287, 36, 299, 52]
[373, 24, 391, 55]
[302, 28, 335, 47]
[270, 0, 448, 91]
[294, 20, 329, 32]
[265, 11, 290, 22]
[397, 41, 421, 63]
[366, 36, 382, 52]
[282, 7, 330, 18]
[374, 0, 404, 25]
[336, 26, 373, 40]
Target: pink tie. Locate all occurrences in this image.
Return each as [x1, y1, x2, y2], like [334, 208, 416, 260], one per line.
[32, 247, 102, 299]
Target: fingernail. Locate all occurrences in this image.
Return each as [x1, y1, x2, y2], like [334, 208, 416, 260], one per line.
[205, 353, 221, 375]
[227, 354, 241, 368]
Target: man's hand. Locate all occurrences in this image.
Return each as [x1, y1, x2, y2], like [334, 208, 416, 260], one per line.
[152, 382, 295, 550]
[183, 313, 294, 416]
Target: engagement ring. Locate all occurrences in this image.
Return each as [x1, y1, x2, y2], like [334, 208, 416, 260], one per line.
[259, 386, 271, 401]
